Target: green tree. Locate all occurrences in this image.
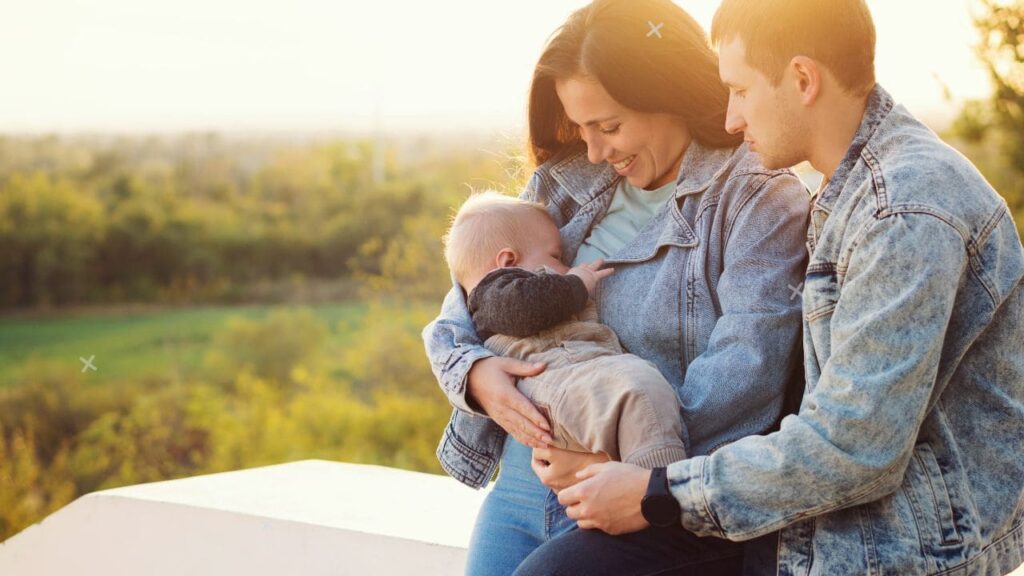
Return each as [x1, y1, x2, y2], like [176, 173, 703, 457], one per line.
[951, 0, 1024, 230]
[0, 173, 104, 307]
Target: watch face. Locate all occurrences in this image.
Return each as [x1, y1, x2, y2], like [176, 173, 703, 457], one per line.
[642, 494, 680, 527]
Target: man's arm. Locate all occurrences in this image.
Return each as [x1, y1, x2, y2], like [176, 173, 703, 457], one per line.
[469, 268, 589, 338]
[669, 213, 969, 540]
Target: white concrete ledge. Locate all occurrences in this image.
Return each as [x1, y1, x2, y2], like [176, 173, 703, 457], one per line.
[4, 460, 1021, 575]
[0, 460, 490, 576]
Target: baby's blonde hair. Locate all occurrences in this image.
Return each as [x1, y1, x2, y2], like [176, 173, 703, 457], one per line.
[443, 190, 555, 287]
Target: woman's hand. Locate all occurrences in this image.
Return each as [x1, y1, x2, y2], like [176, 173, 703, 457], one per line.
[467, 356, 553, 449]
[532, 445, 611, 493]
[558, 461, 651, 535]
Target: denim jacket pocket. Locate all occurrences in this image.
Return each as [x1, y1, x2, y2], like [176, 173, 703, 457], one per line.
[902, 442, 964, 548]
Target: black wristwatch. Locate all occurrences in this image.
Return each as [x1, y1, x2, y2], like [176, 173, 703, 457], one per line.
[641, 467, 681, 527]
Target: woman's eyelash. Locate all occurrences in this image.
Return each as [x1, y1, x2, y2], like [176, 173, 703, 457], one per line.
[600, 125, 620, 134]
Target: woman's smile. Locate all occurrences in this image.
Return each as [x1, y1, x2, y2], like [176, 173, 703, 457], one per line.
[612, 155, 637, 175]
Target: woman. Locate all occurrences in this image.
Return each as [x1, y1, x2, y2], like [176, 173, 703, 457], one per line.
[423, 0, 808, 574]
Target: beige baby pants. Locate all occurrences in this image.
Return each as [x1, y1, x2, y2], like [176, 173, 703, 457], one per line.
[485, 303, 687, 468]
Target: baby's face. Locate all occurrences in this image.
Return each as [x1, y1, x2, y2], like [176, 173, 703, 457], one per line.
[515, 219, 569, 274]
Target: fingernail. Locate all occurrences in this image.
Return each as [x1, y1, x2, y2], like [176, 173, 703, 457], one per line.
[543, 435, 554, 444]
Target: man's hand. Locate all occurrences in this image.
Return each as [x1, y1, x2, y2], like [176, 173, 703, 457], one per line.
[558, 461, 652, 535]
[567, 258, 614, 296]
[467, 357, 553, 448]
[532, 445, 610, 493]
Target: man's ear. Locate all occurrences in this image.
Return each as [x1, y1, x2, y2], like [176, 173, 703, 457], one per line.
[788, 56, 821, 106]
[496, 248, 518, 268]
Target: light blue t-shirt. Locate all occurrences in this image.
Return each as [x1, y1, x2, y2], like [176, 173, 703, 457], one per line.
[573, 178, 676, 266]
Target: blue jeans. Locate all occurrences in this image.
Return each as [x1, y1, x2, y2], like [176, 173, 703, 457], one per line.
[464, 435, 578, 576]
[465, 435, 748, 576]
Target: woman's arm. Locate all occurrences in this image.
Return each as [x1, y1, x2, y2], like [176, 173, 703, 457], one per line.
[423, 172, 559, 447]
[423, 281, 554, 448]
[678, 172, 808, 453]
[422, 282, 493, 414]
[535, 172, 809, 493]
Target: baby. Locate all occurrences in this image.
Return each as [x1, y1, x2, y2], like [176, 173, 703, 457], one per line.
[444, 190, 687, 468]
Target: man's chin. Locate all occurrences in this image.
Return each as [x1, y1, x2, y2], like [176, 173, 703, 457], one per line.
[752, 150, 790, 171]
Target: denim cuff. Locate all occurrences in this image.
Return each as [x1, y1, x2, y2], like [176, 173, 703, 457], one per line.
[667, 456, 724, 537]
[444, 347, 495, 417]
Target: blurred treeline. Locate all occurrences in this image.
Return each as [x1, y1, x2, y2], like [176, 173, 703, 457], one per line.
[0, 133, 527, 308]
[0, 132, 531, 541]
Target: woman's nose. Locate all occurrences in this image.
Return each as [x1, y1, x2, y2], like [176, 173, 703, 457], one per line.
[585, 134, 611, 165]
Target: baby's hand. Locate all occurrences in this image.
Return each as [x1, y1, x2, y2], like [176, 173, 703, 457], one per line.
[567, 259, 614, 295]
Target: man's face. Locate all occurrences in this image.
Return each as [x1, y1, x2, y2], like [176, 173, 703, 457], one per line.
[718, 36, 808, 170]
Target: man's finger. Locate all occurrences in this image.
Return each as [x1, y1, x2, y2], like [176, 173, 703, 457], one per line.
[557, 483, 582, 507]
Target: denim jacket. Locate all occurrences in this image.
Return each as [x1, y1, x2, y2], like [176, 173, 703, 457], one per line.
[668, 86, 1024, 575]
[422, 139, 809, 489]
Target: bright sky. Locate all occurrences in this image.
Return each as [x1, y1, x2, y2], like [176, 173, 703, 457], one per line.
[0, 0, 992, 134]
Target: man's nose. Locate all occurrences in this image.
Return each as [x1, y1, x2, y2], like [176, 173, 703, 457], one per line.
[724, 100, 746, 135]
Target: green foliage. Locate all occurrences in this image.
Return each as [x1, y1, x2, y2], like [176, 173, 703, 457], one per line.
[948, 0, 1024, 233]
[0, 134, 524, 309]
[202, 308, 328, 386]
[340, 301, 441, 398]
[0, 303, 364, 386]
[0, 132, 534, 541]
[0, 427, 76, 540]
[0, 305, 451, 542]
[0, 173, 103, 307]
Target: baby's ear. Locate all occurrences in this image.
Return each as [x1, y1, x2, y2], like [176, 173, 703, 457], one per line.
[496, 248, 518, 268]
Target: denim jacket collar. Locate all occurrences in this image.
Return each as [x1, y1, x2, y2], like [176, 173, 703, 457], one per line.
[674, 140, 742, 199]
[815, 84, 895, 212]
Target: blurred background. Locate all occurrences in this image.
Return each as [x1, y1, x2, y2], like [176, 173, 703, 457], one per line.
[1, 0, 1021, 542]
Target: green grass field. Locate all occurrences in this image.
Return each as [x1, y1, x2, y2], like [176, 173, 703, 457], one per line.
[0, 303, 368, 388]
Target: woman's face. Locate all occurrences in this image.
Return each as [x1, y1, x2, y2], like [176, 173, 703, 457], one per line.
[555, 75, 692, 190]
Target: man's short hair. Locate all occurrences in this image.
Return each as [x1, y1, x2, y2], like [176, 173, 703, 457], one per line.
[443, 191, 554, 287]
[711, 0, 876, 96]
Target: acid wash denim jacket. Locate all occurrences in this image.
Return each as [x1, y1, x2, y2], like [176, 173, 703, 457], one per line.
[668, 85, 1024, 575]
[422, 139, 810, 489]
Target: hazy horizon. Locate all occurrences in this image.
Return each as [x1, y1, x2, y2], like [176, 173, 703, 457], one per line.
[0, 0, 991, 135]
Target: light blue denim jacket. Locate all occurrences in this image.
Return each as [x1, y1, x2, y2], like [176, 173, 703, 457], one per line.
[668, 86, 1024, 575]
[422, 140, 809, 489]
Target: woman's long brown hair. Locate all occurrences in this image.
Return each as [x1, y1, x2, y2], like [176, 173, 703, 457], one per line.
[528, 0, 741, 166]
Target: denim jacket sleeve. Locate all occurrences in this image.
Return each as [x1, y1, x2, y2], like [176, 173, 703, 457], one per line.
[679, 173, 808, 453]
[422, 281, 495, 415]
[421, 174, 544, 416]
[668, 213, 970, 540]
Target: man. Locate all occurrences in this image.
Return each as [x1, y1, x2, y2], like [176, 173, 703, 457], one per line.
[516, 1, 1024, 574]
